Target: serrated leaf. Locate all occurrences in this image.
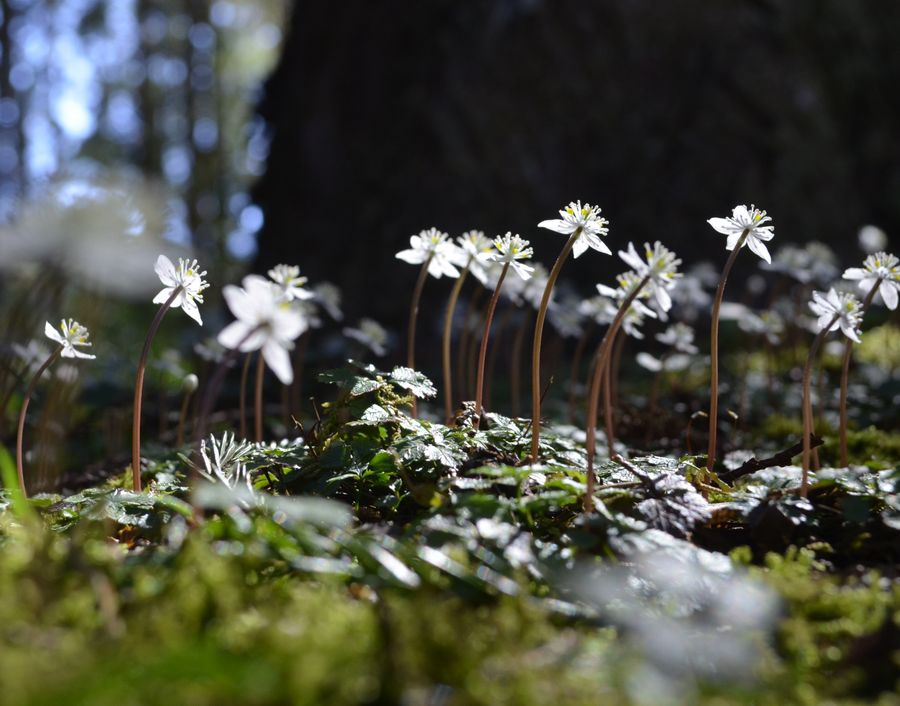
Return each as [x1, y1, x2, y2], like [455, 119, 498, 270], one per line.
[390, 366, 437, 398]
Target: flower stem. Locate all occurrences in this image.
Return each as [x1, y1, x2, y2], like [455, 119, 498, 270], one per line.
[509, 314, 530, 417]
[194, 325, 265, 451]
[838, 280, 881, 467]
[706, 230, 749, 472]
[530, 229, 580, 461]
[254, 351, 265, 442]
[801, 313, 840, 497]
[583, 276, 650, 512]
[602, 330, 622, 453]
[15, 348, 61, 497]
[567, 320, 596, 424]
[239, 352, 252, 439]
[474, 262, 511, 427]
[132, 286, 183, 492]
[407, 255, 434, 418]
[442, 261, 471, 422]
[175, 386, 195, 448]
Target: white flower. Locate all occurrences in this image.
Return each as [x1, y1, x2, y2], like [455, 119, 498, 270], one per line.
[842, 251, 900, 310]
[538, 200, 611, 258]
[809, 288, 863, 343]
[548, 297, 585, 339]
[453, 230, 495, 285]
[762, 242, 838, 285]
[578, 295, 616, 326]
[44, 319, 96, 359]
[490, 233, 534, 280]
[344, 318, 389, 356]
[617, 241, 682, 318]
[595, 271, 657, 338]
[267, 264, 314, 302]
[636, 352, 691, 372]
[707, 204, 774, 264]
[153, 255, 209, 325]
[858, 225, 888, 254]
[218, 275, 308, 384]
[656, 323, 698, 354]
[395, 227, 460, 278]
[313, 282, 343, 321]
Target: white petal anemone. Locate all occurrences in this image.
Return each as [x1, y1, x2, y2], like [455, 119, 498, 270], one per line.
[267, 264, 315, 302]
[617, 241, 682, 319]
[153, 254, 209, 325]
[595, 271, 657, 338]
[313, 282, 343, 321]
[395, 227, 460, 279]
[842, 251, 900, 310]
[809, 288, 863, 344]
[548, 298, 585, 339]
[44, 319, 96, 360]
[707, 204, 775, 264]
[538, 200, 611, 258]
[655, 322, 698, 354]
[490, 232, 535, 280]
[343, 318, 389, 357]
[217, 275, 308, 384]
[578, 295, 617, 326]
[454, 230, 495, 285]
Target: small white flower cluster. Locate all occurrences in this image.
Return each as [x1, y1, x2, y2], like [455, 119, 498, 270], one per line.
[538, 200, 611, 258]
[343, 318, 389, 357]
[44, 318, 96, 359]
[809, 288, 863, 343]
[489, 233, 534, 280]
[395, 227, 461, 279]
[843, 251, 900, 310]
[707, 204, 774, 263]
[154, 255, 210, 325]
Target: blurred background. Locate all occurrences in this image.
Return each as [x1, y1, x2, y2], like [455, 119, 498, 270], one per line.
[1, 0, 898, 486]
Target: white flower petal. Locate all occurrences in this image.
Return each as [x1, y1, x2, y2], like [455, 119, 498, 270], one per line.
[842, 267, 867, 281]
[537, 219, 574, 235]
[222, 284, 256, 323]
[218, 321, 256, 351]
[44, 321, 63, 345]
[725, 232, 743, 251]
[396, 249, 427, 265]
[154, 254, 177, 287]
[746, 236, 771, 263]
[152, 287, 174, 305]
[262, 341, 293, 385]
[571, 235, 589, 259]
[707, 217, 734, 235]
[180, 297, 203, 326]
[880, 281, 899, 310]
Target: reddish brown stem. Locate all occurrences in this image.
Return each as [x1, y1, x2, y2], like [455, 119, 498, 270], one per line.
[530, 230, 580, 461]
[474, 262, 511, 427]
[442, 262, 471, 422]
[254, 352, 265, 442]
[706, 230, 749, 472]
[239, 352, 252, 439]
[838, 281, 881, 467]
[406, 256, 434, 418]
[584, 277, 650, 512]
[15, 349, 61, 497]
[801, 313, 839, 497]
[132, 287, 182, 492]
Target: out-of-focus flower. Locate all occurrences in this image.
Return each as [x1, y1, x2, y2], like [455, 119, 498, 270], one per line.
[858, 225, 888, 254]
[707, 204, 774, 263]
[548, 296, 585, 339]
[313, 282, 343, 321]
[656, 323, 698, 354]
[0, 175, 187, 298]
[395, 227, 460, 278]
[218, 275, 307, 384]
[809, 288, 863, 343]
[490, 233, 534, 280]
[617, 241, 682, 318]
[762, 242, 838, 285]
[636, 352, 691, 372]
[153, 255, 209, 325]
[843, 251, 900, 310]
[343, 318, 389, 356]
[194, 337, 229, 364]
[538, 200, 611, 258]
[267, 264, 314, 302]
[44, 319, 96, 359]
